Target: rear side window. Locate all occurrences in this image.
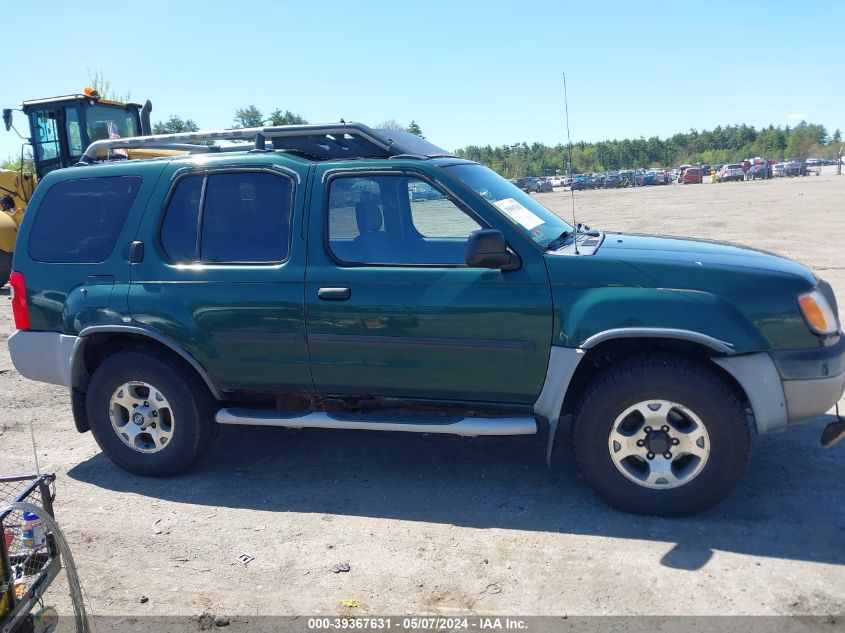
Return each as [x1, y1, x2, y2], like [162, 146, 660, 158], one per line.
[160, 175, 202, 263]
[160, 171, 293, 264]
[29, 176, 142, 263]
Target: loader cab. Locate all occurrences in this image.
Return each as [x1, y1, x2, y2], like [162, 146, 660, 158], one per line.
[18, 92, 149, 180]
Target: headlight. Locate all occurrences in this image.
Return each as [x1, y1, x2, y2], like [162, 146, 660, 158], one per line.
[797, 289, 839, 335]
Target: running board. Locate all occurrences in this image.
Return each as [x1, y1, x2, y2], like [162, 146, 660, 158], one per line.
[215, 408, 537, 436]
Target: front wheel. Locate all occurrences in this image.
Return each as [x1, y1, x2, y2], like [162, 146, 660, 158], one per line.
[572, 353, 750, 516]
[86, 349, 218, 476]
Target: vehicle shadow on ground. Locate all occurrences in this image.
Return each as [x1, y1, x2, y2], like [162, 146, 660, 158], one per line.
[68, 415, 844, 570]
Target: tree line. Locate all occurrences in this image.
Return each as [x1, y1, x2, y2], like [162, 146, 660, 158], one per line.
[457, 122, 843, 178]
[152, 110, 839, 178]
[152, 107, 424, 138]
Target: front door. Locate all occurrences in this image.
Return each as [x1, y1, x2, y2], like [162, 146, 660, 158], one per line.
[305, 166, 553, 405]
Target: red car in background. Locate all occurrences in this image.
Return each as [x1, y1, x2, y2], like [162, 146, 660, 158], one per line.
[681, 167, 703, 183]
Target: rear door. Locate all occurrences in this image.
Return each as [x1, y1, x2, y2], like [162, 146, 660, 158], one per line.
[128, 159, 313, 394]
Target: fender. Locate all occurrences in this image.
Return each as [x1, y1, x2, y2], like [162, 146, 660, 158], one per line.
[535, 327, 787, 464]
[73, 324, 223, 400]
[552, 286, 771, 352]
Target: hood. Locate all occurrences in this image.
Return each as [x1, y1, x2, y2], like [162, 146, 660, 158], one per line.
[597, 233, 816, 283]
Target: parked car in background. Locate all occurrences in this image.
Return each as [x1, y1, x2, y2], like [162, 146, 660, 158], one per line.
[533, 178, 553, 193]
[772, 163, 785, 177]
[745, 165, 772, 180]
[409, 181, 443, 200]
[676, 165, 692, 183]
[699, 165, 711, 176]
[783, 161, 807, 177]
[681, 167, 703, 184]
[718, 164, 745, 182]
[514, 177, 533, 192]
[642, 171, 662, 186]
[604, 173, 623, 188]
[549, 176, 564, 187]
[619, 170, 642, 186]
[571, 175, 592, 190]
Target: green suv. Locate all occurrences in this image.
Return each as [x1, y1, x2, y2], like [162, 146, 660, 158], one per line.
[7, 124, 845, 516]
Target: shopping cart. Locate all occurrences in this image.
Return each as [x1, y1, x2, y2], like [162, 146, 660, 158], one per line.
[0, 474, 60, 633]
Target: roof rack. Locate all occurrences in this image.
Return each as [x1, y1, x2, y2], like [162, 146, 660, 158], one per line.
[76, 122, 455, 165]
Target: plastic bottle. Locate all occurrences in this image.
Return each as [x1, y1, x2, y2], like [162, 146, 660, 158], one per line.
[22, 511, 46, 549]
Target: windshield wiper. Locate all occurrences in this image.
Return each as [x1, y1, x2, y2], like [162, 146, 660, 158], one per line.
[575, 223, 600, 237]
[545, 230, 572, 251]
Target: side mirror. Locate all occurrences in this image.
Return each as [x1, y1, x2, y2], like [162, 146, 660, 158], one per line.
[465, 229, 520, 270]
[2, 109, 12, 132]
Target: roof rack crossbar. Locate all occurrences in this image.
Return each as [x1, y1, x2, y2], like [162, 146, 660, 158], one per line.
[76, 122, 392, 165]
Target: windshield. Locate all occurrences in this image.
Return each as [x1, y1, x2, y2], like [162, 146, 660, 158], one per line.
[85, 104, 139, 146]
[444, 163, 573, 247]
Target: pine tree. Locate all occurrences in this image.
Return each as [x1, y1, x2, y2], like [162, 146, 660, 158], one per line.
[152, 116, 199, 135]
[406, 120, 424, 138]
[269, 110, 307, 125]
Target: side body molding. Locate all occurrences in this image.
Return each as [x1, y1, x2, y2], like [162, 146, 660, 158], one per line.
[74, 325, 223, 400]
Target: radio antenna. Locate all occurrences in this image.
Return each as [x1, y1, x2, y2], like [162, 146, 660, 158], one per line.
[563, 73, 579, 254]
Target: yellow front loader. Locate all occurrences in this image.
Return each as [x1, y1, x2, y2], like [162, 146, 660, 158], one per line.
[0, 168, 34, 285]
[1, 89, 178, 285]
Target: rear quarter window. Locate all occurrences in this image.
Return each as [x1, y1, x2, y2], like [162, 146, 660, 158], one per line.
[28, 176, 142, 263]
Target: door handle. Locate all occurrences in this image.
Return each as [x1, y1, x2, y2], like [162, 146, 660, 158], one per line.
[318, 287, 351, 301]
[128, 240, 144, 264]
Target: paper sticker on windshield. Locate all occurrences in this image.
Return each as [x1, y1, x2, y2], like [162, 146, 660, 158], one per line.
[494, 198, 544, 230]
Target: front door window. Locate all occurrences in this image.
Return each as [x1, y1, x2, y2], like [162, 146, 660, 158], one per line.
[327, 175, 482, 266]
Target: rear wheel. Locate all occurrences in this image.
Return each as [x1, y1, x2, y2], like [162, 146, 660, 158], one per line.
[86, 349, 218, 476]
[571, 353, 750, 516]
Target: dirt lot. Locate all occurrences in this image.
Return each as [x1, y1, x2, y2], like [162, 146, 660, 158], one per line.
[1, 170, 844, 624]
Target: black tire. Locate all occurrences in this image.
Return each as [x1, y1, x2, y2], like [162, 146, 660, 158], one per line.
[0, 249, 12, 288]
[86, 348, 218, 476]
[571, 353, 750, 516]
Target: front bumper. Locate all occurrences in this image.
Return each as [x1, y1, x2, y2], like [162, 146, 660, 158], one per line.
[771, 335, 845, 424]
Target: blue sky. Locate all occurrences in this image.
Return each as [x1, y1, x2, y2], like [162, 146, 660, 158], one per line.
[3, 0, 843, 161]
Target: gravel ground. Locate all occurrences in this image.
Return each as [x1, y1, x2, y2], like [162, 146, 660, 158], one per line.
[1, 168, 843, 624]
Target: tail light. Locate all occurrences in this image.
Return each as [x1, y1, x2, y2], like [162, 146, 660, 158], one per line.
[9, 271, 30, 330]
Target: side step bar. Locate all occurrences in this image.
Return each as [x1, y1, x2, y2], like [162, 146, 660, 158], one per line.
[216, 408, 537, 436]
